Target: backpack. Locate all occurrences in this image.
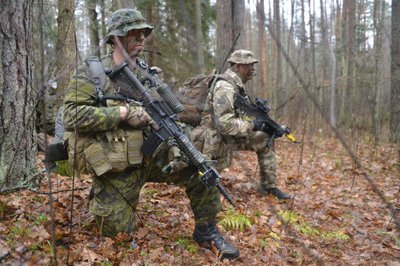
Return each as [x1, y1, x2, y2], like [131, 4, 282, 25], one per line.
[174, 75, 216, 127]
[175, 74, 238, 127]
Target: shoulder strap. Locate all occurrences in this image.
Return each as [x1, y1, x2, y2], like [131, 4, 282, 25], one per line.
[211, 74, 239, 90]
[85, 56, 107, 99]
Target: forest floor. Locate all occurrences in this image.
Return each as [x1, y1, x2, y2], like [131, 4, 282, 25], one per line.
[0, 136, 399, 265]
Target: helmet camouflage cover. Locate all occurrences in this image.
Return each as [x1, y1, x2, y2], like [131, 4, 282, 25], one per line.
[104, 8, 153, 44]
[227, 49, 259, 64]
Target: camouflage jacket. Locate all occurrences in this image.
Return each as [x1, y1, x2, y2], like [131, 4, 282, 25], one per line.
[203, 68, 254, 138]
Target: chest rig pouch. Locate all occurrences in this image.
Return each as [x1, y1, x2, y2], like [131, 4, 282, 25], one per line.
[84, 101, 144, 177]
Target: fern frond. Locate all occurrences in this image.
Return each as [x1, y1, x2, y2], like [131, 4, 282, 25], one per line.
[219, 208, 252, 232]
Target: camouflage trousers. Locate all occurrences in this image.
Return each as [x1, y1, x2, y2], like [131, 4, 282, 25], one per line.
[192, 127, 277, 190]
[235, 131, 277, 190]
[88, 155, 222, 237]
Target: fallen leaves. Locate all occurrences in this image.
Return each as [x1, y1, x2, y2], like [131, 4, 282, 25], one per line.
[0, 138, 399, 265]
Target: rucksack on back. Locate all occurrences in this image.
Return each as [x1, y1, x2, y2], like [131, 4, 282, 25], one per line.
[175, 74, 216, 127]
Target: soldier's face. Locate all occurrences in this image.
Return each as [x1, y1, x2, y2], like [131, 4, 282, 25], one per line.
[113, 29, 146, 58]
[237, 63, 256, 83]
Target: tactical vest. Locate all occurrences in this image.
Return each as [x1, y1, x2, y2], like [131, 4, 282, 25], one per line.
[67, 57, 151, 176]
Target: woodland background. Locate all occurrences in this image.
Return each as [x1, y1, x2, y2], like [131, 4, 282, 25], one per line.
[0, 0, 399, 265]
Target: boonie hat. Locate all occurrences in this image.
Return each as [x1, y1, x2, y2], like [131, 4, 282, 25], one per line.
[104, 8, 153, 44]
[227, 49, 259, 64]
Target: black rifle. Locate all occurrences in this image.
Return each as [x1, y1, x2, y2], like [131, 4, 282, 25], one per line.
[108, 62, 235, 206]
[234, 93, 296, 147]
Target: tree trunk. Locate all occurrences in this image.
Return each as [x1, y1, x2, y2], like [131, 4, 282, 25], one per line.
[0, 0, 37, 190]
[309, 0, 318, 130]
[145, 4, 156, 67]
[256, 0, 268, 99]
[299, 0, 308, 75]
[194, 0, 204, 74]
[390, 0, 400, 144]
[320, 0, 329, 87]
[327, 1, 339, 127]
[216, 0, 244, 72]
[329, 33, 337, 127]
[178, 0, 202, 74]
[100, 0, 108, 56]
[320, 0, 331, 121]
[55, 0, 76, 110]
[273, 0, 283, 118]
[344, 0, 355, 120]
[372, 0, 385, 144]
[244, 3, 253, 52]
[285, 0, 295, 93]
[87, 0, 100, 57]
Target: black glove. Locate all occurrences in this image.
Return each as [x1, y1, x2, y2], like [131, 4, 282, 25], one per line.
[252, 119, 266, 132]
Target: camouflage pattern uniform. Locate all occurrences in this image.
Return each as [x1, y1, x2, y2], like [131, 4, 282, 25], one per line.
[191, 50, 277, 190]
[63, 9, 221, 237]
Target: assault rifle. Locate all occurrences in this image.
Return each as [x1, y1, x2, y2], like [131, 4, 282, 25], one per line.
[234, 93, 296, 147]
[108, 62, 235, 206]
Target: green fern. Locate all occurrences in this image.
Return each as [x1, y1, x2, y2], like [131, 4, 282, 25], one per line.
[321, 231, 350, 241]
[219, 208, 251, 232]
[278, 210, 350, 241]
[278, 210, 301, 224]
[268, 232, 280, 240]
[299, 224, 321, 236]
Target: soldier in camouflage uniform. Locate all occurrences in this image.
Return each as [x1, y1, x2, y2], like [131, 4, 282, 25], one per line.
[191, 50, 290, 200]
[62, 8, 239, 260]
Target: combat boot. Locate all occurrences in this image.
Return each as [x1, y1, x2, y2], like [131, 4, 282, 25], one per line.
[193, 222, 239, 260]
[267, 187, 291, 199]
[258, 186, 291, 200]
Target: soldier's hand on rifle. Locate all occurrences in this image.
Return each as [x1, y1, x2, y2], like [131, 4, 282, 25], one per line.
[121, 105, 157, 129]
[162, 138, 189, 175]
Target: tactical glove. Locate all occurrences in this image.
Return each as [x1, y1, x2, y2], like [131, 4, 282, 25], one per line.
[125, 106, 156, 128]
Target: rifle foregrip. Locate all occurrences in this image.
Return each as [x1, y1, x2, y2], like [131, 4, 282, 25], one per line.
[157, 84, 185, 113]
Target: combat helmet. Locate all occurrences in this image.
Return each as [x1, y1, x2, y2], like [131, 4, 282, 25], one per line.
[104, 8, 153, 44]
[227, 50, 259, 64]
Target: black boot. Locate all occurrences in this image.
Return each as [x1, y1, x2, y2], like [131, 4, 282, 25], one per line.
[265, 187, 291, 200]
[193, 222, 239, 260]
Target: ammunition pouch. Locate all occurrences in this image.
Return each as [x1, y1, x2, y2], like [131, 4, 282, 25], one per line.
[68, 129, 144, 176]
